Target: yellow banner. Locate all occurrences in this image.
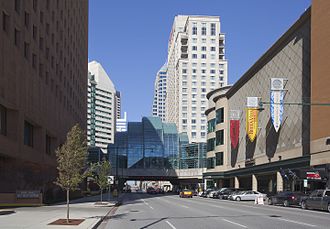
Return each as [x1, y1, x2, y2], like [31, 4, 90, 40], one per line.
[246, 108, 258, 142]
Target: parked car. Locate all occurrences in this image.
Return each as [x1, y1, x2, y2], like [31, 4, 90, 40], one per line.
[200, 189, 214, 198]
[301, 189, 330, 212]
[147, 187, 156, 194]
[217, 188, 244, 200]
[208, 189, 221, 198]
[268, 191, 307, 207]
[155, 188, 164, 194]
[179, 189, 193, 198]
[228, 190, 245, 200]
[231, 190, 267, 201]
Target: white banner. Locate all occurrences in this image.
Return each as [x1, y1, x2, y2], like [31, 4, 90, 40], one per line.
[271, 78, 284, 90]
[270, 91, 284, 132]
[230, 110, 240, 120]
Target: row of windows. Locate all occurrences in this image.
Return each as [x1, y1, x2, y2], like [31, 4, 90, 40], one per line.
[191, 53, 223, 59]
[182, 62, 225, 68]
[182, 68, 220, 74]
[191, 46, 217, 52]
[192, 23, 216, 36]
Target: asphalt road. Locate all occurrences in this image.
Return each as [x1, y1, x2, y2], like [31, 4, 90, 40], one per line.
[100, 193, 330, 229]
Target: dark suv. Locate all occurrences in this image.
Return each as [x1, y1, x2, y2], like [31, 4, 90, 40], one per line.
[301, 189, 330, 212]
[268, 191, 307, 207]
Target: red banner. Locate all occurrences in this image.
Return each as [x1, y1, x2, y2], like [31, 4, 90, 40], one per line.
[230, 120, 240, 148]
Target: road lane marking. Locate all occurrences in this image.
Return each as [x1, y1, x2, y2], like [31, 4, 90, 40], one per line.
[276, 218, 316, 227]
[142, 199, 154, 210]
[222, 219, 248, 228]
[165, 220, 177, 229]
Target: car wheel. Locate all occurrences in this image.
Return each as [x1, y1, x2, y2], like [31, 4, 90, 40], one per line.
[268, 198, 273, 205]
[301, 201, 307, 209]
[235, 197, 241, 201]
[327, 204, 330, 213]
[283, 200, 289, 207]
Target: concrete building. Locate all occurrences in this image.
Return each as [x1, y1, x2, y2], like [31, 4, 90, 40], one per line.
[204, 1, 330, 193]
[116, 111, 127, 132]
[0, 0, 88, 203]
[152, 63, 167, 121]
[87, 61, 116, 154]
[165, 15, 228, 143]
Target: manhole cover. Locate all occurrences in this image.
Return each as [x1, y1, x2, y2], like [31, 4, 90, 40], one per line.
[130, 219, 136, 221]
[269, 215, 281, 218]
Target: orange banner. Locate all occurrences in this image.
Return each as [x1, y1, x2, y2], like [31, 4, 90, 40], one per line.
[246, 108, 258, 142]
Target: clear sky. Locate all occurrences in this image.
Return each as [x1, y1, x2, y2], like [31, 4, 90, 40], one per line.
[88, 0, 311, 122]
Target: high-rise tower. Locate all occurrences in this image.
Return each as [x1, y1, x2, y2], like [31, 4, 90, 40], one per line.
[88, 61, 116, 153]
[152, 63, 167, 121]
[166, 15, 228, 143]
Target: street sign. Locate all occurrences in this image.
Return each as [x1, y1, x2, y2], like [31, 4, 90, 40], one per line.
[303, 179, 308, 188]
[107, 176, 114, 184]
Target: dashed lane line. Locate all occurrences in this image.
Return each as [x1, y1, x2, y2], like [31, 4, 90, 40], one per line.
[222, 219, 248, 228]
[165, 220, 177, 229]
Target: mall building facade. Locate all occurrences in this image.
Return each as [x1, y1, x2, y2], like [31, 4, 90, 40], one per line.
[204, 1, 330, 194]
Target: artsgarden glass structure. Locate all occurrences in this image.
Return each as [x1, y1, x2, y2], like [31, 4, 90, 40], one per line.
[108, 117, 189, 170]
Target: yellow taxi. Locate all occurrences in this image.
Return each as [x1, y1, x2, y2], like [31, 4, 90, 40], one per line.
[179, 189, 193, 198]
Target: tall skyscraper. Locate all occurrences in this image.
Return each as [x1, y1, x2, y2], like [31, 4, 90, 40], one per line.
[165, 15, 228, 143]
[0, 0, 88, 203]
[88, 61, 116, 153]
[152, 63, 167, 121]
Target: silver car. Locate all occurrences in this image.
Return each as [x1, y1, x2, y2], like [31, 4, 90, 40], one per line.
[231, 190, 267, 201]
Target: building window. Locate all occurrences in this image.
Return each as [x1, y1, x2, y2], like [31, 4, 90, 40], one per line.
[14, 28, 20, 47]
[2, 11, 9, 32]
[201, 46, 206, 51]
[24, 121, 34, 147]
[207, 119, 216, 133]
[207, 138, 215, 152]
[215, 152, 223, 166]
[0, 104, 7, 136]
[207, 157, 215, 169]
[216, 107, 224, 124]
[24, 42, 30, 59]
[216, 129, 224, 146]
[211, 23, 216, 36]
[33, 0, 38, 12]
[33, 25, 37, 40]
[32, 53, 37, 68]
[46, 135, 51, 155]
[40, 11, 44, 24]
[201, 54, 206, 59]
[192, 54, 197, 59]
[192, 46, 197, 51]
[202, 26, 206, 35]
[15, 0, 21, 14]
[24, 11, 29, 28]
[192, 24, 197, 35]
[191, 132, 196, 138]
[210, 46, 216, 51]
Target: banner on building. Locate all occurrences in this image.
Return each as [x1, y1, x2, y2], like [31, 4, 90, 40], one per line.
[230, 110, 240, 148]
[246, 108, 258, 142]
[270, 90, 284, 132]
[230, 120, 240, 149]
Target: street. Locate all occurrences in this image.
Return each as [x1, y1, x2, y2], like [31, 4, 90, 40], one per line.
[100, 193, 330, 229]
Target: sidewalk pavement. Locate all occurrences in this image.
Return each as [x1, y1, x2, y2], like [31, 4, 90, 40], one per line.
[0, 194, 122, 229]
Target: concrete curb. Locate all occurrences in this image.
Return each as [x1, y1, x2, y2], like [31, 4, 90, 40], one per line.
[90, 195, 124, 229]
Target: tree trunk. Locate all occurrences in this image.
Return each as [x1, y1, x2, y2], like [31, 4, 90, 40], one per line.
[100, 189, 103, 202]
[66, 189, 70, 223]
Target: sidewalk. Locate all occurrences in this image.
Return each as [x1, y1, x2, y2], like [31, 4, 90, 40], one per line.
[0, 194, 121, 229]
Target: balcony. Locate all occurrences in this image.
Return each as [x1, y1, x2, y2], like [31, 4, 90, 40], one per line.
[181, 45, 188, 53]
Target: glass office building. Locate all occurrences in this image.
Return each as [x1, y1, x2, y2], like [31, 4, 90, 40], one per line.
[108, 117, 187, 170]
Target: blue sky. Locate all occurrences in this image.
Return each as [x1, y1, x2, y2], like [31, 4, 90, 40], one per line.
[88, 0, 311, 122]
